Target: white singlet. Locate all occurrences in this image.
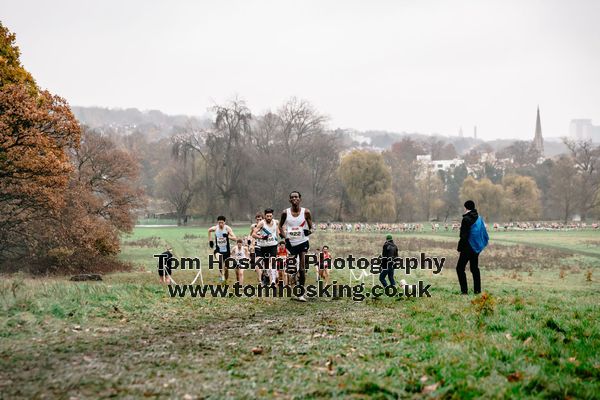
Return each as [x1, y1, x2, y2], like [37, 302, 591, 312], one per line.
[257, 220, 279, 247]
[233, 246, 248, 260]
[284, 207, 308, 246]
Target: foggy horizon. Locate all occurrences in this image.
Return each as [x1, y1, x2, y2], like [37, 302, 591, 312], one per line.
[2, 0, 599, 140]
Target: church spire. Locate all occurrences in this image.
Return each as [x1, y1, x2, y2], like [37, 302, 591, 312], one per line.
[533, 105, 544, 156]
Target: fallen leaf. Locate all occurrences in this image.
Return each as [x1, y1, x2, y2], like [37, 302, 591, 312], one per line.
[420, 375, 428, 383]
[505, 333, 512, 340]
[507, 372, 523, 382]
[523, 337, 532, 345]
[252, 347, 263, 355]
[422, 383, 439, 394]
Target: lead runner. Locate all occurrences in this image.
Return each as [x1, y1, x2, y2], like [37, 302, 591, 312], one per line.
[279, 191, 313, 302]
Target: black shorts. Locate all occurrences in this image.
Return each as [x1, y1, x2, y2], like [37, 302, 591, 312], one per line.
[256, 245, 277, 258]
[286, 241, 310, 256]
[214, 250, 231, 264]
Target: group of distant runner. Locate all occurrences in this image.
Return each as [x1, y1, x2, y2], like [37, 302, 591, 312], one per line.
[317, 221, 600, 233]
[206, 191, 325, 302]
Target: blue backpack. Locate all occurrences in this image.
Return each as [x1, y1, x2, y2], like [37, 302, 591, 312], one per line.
[468, 216, 489, 254]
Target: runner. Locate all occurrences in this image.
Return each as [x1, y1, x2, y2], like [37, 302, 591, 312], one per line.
[252, 208, 279, 285]
[249, 212, 263, 284]
[276, 240, 288, 285]
[207, 216, 237, 283]
[314, 247, 322, 282]
[157, 246, 174, 284]
[319, 245, 331, 284]
[232, 239, 248, 285]
[279, 191, 313, 302]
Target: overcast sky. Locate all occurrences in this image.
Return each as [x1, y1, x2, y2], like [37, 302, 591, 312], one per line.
[2, 0, 599, 139]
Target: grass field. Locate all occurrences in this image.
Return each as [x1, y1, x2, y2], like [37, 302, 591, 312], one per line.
[1, 226, 599, 399]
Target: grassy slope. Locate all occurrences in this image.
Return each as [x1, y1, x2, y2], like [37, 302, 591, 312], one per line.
[1, 227, 599, 399]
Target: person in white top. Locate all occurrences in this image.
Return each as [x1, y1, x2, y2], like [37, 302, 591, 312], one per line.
[232, 239, 249, 285]
[252, 208, 279, 284]
[207, 215, 237, 283]
[249, 212, 263, 284]
[279, 191, 313, 301]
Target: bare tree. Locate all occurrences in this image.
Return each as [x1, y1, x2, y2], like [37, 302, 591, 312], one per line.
[305, 132, 342, 215]
[549, 156, 579, 223]
[278, 97, 327, 158]
[563, 139, 600, 220]
[172, 98, 252, 218]
[155, 161, 199, 226]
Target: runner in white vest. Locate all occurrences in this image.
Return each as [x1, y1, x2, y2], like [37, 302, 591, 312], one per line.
[249, 212, 263, 284]
[279, 191, 313, 301]
[232, 239, 248, 285]
[252, 208, 279, 284]
[208, 215, 237, 283]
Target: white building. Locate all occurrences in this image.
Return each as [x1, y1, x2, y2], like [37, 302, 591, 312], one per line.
[416, 155, 465, 178]
[429, 158, 465, 172]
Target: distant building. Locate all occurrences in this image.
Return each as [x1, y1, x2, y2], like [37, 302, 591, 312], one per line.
[431, 158, 464, 171]
[569, 119, 600, 142]
[417, 155, 464, 178]
[458, 126, 464, 138]
[479, 152, 496, 163]
[533, 106, 544, 156]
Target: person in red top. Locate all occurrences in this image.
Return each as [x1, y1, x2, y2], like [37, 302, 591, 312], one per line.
[318, 245, 331, 283]
[276, 240, 288, 285]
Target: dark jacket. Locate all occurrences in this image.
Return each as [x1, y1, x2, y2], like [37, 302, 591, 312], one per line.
[457, 209, 479, 252]
[382, 240, 398, 268]
[158, 250, 174, 271]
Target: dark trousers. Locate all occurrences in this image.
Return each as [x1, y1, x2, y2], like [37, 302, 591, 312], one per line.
[379, 262, 396, 287]
[456, 247, 481, 294]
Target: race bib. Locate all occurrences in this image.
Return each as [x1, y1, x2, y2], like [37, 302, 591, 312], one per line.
[288, 227, 302, 238]
[217, 237, 227, 247]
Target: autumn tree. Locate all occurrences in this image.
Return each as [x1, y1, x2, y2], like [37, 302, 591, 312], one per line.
[416, 166, 445, 221]
[1, 24, 143, 272]
[33, 129, 145, 271]
[339, 150, 396, 221]
[1, 23, 82, 262]
[502, 174, 541, 221]
[460, 176, 505, 222]
[0, 22, 36, 91]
